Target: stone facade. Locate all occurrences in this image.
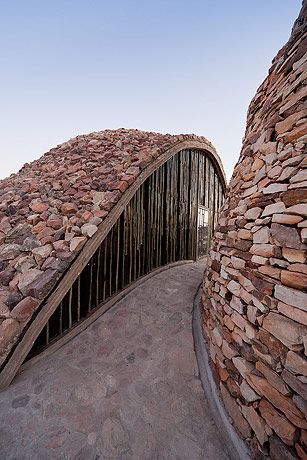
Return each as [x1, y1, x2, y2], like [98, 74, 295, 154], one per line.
[202, 2, 307, 459]
[0, 129, 225, 379]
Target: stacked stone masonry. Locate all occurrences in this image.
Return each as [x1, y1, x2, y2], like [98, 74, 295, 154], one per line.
[0, 128, 225, 378]
[202, 3, 307, 459]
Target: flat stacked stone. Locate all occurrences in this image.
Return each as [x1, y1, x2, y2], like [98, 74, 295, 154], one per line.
[202, 2, 307, 459]
[0, 129, 224, 372]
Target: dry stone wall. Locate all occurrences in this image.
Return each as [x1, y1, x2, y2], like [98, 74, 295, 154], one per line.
[202, 2, 307, 459]
[0, 129, 225, 381]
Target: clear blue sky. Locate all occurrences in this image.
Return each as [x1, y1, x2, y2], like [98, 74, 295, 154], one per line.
[0, 0, 302, 180]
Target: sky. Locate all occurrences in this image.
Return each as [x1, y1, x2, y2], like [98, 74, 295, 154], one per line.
[0, 0, 302, 181]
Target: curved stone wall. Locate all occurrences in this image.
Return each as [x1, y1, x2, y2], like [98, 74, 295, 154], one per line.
[202, 3, 307, 459]
[0, 128, 225, 387]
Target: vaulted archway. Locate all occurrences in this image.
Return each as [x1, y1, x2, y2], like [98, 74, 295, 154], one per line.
[0, 130, 226, 388]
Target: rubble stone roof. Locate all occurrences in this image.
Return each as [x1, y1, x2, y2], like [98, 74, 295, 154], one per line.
[0, 128, 225, 374]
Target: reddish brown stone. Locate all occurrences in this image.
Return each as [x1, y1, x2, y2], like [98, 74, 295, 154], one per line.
[271, 223, 302, 250]
[47, 217, 63, 230]
[285, 350, 307, 376]
[29, 201, 49, 213]
[18, 269, 43, 296]
[0, 267, 16, 286]
[216, 362, 229, 382]
[257, 329, 288, 361]
[201, 6, 307, 458]
[274, 284, 307, 311]
[220, 383, 251, 438]
[25, 269, 61, 300]
[259, 400, 296, 446]
[61, 202, 78, 215]
[269, 436, 298, 460]
[234, 239, 253, 251]
[283, 189, 307, 207]
[250, 244, 276, 257]
[275, 109, 307, 135]
[94, 209, 108, 219]
[37, 227, 55, 240]
[115, 180, 129, 193]
[282, 248, 306, 263]
[288, 263, 307, 275]
[262, 312, 307, 349]
[295, 443, 307, 460]
[282, 369, 307, 401]
[272, 214, 303, 225]
[250, 274, 274, 296]
[256, 361, 290, 396]
[277, 301, 307, 327]
[0, 318, 21, 350]
[32, 221, 46, 234]
[283, 124, 307, 143]
[247, 373, 306, 428]
[70, 237, 87, 252]
[241, 405, 267, 445]
[53, 241, 69, 252]
[280, 270, 307, 291]
[80, 212, 91, 223]
[57, 251, 74, 263]
[226, 377, 241, 398]
[11, 297, 39, 322]
[211, 260, 221, 272]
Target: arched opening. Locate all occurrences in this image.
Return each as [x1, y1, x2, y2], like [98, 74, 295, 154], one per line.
[26, 148, 224, 358]
[0, 134, 226, 389]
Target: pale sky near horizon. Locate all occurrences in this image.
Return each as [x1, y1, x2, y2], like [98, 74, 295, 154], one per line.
[0, 0, 302, 181]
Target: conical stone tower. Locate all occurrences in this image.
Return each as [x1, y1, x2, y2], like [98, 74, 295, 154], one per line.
[202, 2, 307, 458]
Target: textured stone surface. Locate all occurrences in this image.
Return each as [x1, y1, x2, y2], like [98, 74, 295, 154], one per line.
[262, 312, 307, 349]
[0, 319, 20, 350]
[0, 129, 224, 368]
[241, 405, 267, 445]
[285, 351, 307, 376]
[258, 400, 296, 446]
[255, 360, 290, 396]
[246, 373, 306, 428]
[202, 3, 307, 458]
[220, 383, 251, 438]
[271, 223, 303, 250]
[17, 269, 43, 296]
[0, 262, 231, 460]
[69, 236, 87, 252]
[274, 284, 307, 311]
[282, 369, 307, 401]
[10, 297, 39, 323]
[277, 301, 307, 327]
[280, 269, 307, 290]
[81, 223, 98, 238]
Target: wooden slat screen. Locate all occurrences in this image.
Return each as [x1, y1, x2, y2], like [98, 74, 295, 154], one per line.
[27, 149, 224, 358]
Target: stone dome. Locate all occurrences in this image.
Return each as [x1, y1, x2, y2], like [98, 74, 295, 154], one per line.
[0, 128, 225, 386]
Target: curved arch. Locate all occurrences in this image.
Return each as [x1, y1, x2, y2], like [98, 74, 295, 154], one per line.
[0, 138, 226, 388]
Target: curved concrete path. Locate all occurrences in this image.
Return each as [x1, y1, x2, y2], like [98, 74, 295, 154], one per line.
[0, 261, 231, 460]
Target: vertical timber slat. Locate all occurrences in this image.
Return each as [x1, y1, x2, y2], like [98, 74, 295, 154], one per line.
[26, 149, 224, 358]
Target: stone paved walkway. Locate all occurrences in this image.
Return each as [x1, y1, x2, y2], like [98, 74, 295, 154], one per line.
[0, 261, 231, 460]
